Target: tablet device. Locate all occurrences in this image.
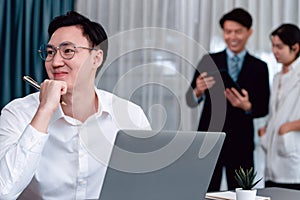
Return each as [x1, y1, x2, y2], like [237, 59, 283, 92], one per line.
[99, 130, 225, 200]
[208, 69, 244, 96]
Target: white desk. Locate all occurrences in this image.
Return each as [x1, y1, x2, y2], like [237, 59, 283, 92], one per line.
[257, 187, 300, 200]
[206, 187, 300, 200]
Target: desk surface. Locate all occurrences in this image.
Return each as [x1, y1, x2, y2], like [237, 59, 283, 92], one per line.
[257, 187, 300, 200]
[206, 187, 300, 200]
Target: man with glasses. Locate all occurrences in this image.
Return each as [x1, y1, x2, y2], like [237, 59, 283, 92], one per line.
[0, 11, 150, 199]
[38, 42, 98, 62]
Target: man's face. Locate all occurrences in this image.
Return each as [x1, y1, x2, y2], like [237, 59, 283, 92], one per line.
[45, 25, 101, 92]
[223, 20, 253, 54]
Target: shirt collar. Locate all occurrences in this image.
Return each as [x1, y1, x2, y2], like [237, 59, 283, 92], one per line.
[49, 87, 112, 125]
[290, 56, 300, 72]
[49, 105, 65, 125]
[226, 48, 247, 60]
[94, 88, 113, 116]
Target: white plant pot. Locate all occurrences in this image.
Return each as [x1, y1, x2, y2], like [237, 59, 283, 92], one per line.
[235, 188, 257, 200]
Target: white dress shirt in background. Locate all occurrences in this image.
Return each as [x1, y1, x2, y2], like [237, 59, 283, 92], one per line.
[260, 57, 300, 184]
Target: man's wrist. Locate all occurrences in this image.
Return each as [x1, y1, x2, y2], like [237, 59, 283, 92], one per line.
[193, 88, 203, 98]
[243, 102, 252, 114]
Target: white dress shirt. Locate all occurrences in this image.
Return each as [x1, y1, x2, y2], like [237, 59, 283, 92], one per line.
[0, 88, 151, 200]
[226, 48, 246, 79]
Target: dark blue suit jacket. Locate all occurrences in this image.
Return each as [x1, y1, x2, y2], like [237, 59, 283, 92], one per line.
[186, 50, 270, 165]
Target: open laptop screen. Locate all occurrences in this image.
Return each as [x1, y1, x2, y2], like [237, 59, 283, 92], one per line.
[99, 130, 225, 200]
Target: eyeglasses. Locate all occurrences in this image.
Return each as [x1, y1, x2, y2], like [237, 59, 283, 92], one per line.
[38, 42, 97, 62]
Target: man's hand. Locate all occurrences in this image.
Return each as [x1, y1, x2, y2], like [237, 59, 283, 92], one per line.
[39, 79, 67, 113]
[193, 72, 216, 98]
[225, 88, 251, 111]
[30, 80, 67, 133]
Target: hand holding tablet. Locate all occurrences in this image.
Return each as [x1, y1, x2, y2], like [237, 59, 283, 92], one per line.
[207, 69, 244, 97]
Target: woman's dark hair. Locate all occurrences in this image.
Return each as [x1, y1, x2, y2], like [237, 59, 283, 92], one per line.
[48, 11, 108, 68]
[271, 23, 300, 58]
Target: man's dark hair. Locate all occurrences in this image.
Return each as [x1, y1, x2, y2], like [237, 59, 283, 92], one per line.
[48, 11, 108, 69]
[219, 8, 252, 29]
[271, 23, 300, 58]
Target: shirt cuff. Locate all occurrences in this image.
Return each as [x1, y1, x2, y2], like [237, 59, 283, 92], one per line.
[245, 110, 252, 115]
[19, 125, 49, 153]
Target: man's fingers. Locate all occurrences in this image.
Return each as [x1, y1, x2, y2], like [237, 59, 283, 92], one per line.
[200, 72, 208, 78]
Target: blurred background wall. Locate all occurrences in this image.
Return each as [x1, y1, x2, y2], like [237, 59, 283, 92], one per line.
[1, 0, 299, 126]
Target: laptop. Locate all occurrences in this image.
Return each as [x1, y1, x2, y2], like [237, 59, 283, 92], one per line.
[99, 130, 225, 200]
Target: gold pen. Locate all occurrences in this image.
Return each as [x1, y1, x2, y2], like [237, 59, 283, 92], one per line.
[23, 76, 41, 90]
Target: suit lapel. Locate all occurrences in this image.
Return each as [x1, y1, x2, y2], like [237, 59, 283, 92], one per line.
[216, 50, 228, 71]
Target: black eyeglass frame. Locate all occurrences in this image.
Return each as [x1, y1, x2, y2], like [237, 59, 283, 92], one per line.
[38, 42, 98, 62]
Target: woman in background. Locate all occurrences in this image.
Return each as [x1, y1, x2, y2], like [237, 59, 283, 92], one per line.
[258, 24, 300, 190]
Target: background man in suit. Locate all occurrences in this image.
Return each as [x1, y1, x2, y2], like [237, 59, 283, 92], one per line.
[186, 8, 270, 191]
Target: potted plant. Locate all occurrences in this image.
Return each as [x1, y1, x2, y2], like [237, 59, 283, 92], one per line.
[234, 166, 262, 200]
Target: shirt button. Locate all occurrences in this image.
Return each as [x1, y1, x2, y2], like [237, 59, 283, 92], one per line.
[78, 179, 86, 186]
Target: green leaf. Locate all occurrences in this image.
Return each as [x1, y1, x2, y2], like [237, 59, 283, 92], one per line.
[234, 166, 262, 190]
